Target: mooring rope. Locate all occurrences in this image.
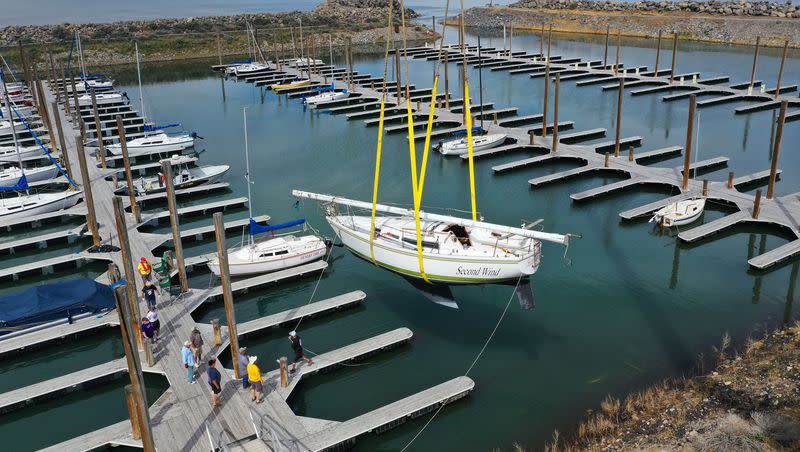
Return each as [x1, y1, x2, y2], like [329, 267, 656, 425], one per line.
[400, 274, 524, 451]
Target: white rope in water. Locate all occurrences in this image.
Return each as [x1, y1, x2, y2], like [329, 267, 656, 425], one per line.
[400, 275, 524, 452]
[291, 233, 338, 332]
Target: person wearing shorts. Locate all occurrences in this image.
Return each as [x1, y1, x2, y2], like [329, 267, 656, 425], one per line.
[246, 356, 264, 403]
[207, 358, 222, 407]
[238, 347, 250, 390]
[289, 330, 314, 373]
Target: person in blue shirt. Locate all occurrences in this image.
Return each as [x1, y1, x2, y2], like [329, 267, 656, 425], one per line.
[182, 341, 195, 384]
[207, 358, 222, 407]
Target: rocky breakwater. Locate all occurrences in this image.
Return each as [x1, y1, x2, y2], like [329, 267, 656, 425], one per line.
[0, 0, 418, 46]
[513, 0, 800, 18]
[463, 0, 800, 47]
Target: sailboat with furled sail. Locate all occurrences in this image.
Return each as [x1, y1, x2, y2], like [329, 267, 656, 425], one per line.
[294, 0, 574, 309]
[0, 71, 81, 221]
[206, 107, 327, 277]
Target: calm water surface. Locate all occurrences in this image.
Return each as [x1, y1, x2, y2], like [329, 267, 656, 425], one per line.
[1, 29, 799, 451]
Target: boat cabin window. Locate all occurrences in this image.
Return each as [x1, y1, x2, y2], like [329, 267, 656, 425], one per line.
[443, 224, 471, 247]
[259, 252, 274, 258]
[275, 250, 289, 256]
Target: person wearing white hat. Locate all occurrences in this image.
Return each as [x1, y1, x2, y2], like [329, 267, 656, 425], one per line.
[181, 340, 196, 384]
[246, 355, 264, 403]
[288, 330, 314, 374]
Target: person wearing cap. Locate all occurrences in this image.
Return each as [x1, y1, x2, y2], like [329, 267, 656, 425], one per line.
[288, 330, 314, 374]
[190, 327, 204, 368]
[181, 341, 196, 384]
[207, 358, 222, 407]
[237, 347, 250, 390]
[246, 356, 264, 403]
[140, 317, 155, 343]
[141, 280, 160, 310]
[146, 308, 160, 341]
[138, 257, 153, 284]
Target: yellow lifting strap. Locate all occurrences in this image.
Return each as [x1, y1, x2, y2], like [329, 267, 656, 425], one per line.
[368, 97, 387, 263]
[406, 98, 431, 283]
[464, 80, 478, 220]
[416, 76, 439, 203]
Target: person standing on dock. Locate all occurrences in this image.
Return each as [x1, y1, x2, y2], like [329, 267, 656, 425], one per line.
[146, 308, 160, 341]
[182, 340, 196, 384]
[246, 356, 264, 403]
[141, 280, 160, 309]
[138, 257, 153, 284]
[190, 327, 204, 368]
[289, 331, 314, 374]
[238, 347, 251, 390]
[140, 317, 156, 344]
[207, 358, 222, 407]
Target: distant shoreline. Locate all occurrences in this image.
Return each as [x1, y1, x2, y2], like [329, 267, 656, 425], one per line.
[458, 5, 800, 49]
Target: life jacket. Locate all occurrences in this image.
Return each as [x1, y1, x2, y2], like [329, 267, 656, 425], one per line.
[138, 261, 152, 275]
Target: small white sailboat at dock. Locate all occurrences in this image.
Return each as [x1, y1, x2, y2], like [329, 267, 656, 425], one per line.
[650, 198, 706, 227]
[303, 89, 349, 107]
[106, 131, 195, 156]
[438, 132, 506, 155]
[207, 108, 327, 277]
[113, 156, 229, 196]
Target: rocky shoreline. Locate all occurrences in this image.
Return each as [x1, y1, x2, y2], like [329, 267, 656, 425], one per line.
[513, 0, 800, 18]
[463, 2, 800, 48]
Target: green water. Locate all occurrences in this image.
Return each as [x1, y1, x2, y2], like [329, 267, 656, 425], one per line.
[2, 30, 799, 451]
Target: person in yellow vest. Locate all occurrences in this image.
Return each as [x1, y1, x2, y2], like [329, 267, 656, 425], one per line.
[138, 257, 152, 284]
[246, 356, 264, 404]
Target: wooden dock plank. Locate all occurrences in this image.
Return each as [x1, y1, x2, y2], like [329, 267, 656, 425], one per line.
[466, 144, 544, 160]
[593, 136, 642, 152]
[677, 211, 750, 243]
[238, 291, 366, 336]
[134, 182, 231, 203]
[0, 313, 119, 357]
[492, 154, 560, 173]
[748, 239, 800, 270]
[619, 194, 692, 220]
[304, 376, 475, 451]
[733, 169, 781, 187]
[0, 252, 113, 281]
[38, 420, 141, 452]
[0, 228, 82, 253]
[570, 177, 643, 201]
[634, 145, 683, 162]
[529, 165, 599, 186]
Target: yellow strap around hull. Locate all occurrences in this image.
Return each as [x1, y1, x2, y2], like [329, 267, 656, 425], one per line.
[406, 99, 430, 283]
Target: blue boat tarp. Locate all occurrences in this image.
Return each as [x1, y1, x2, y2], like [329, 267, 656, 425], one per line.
[0, 174, 28, 192]
[0, 278, 115, 330]
[143, 123, 180, 132]
[250, 218, 305, 236]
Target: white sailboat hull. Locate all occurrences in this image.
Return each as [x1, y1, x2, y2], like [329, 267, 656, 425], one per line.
[207, 235, 327, 277]
[304, 91, 349, 107]
[438, 133, 507, 155]
[651, 198, 706, 227]
[327, 215, 540, 284]
[0, 165, 60, 187]
[107, 134, 195, 156]
[0, 190, 82, 221]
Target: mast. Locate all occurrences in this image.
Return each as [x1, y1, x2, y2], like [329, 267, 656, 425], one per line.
[1, 69, 26, 190]
[299, 18, 305, 63]
[292, 190, 571, 246]
[478, 36, 484, 130]
[77, 30, 86, 80]
[135, 42, 145, 125]
[243, 107, 254, 246]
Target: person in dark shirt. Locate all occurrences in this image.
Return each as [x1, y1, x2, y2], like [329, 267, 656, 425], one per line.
[288, 330, 314, 374]
[207, 358, 222, 407]
[140, 318, 155, 343]
[141, 281, 160, 309]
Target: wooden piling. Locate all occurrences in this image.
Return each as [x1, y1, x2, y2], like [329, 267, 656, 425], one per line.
[628, 145, 634, 161]
[112, 285, 155, 451]
[35, 81, 58, 156]
[51, 101, 72, 180]
[542, 62, 550, 137]
[750, 36, 760, 87]
[444, 51, 450, 109]
[753, 189, 762, 219]
[509, 24, 514, 57]
[69, 75, 81, 127]
[529, 130, 535, 145]
[728, 172, 735, 189]
[614, 30, 621, 76]
[212, 212, 240, 378]
[682, 94, 696, 191]
[540, 23, 545, 57]
[108, 263, 120, 284]
[124, 385, 141, 440]
[604, 152, 610, 167]
[394, 45, 401, 106]
[112, 196, 143, 350]
[669, 33, 678, 83]
[766, 100, 787, 200]
[552, 74, 560, 153]
[59, 60, 72, 119]
[279, 357, 288, 388]
[212, 319, 222, 346]
[115, 116, 141, 223]
[143, 340, 154, 367]
[75, 139, 101, 247]
[774, 40, 788, 99]
[654, 30, 662, 75]
[614, 77, 624, 157]
[90, 91, 107, 168]
[161, 162, 188, 293]
[546, 24, 552, 62]
[603, 25, 610, 67]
